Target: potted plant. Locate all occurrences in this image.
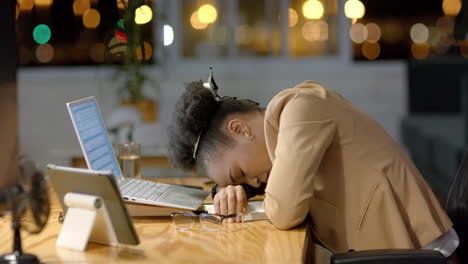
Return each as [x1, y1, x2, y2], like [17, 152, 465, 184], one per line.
[111, 0, 158, 122]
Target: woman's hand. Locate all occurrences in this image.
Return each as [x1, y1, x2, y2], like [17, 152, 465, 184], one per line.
[213, 185, 247, 223]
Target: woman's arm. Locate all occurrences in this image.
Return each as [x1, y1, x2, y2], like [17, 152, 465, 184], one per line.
[263, 94, 337, 230]
[211, 183, 266, 199]
[212, 183, 266, 222]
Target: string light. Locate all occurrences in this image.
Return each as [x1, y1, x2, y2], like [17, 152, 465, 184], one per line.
[164, 25, 174, 46]
[35, 44, 54, 63]
[302, 0, 324, 19]
[135, 5, 153, 25]
[198, 4, 217, 24]
[73, 0, 90, 16]
[410, 23, 429, 44]
[135, 42, 152, 61]
[83, 8, 100, 29]
[366, 23, 381, 43]
[33, 24, 52, 44]
[302, 21, 328, 42]
[362, 42, 380, 60]
[191, 11, 208, 30]
[34, 0, 53, 8]
[411, 43, 430, 59]
[349, 23, 367, 44]
[442, 0, 462, 16]
[19, 0, 34, 11]
[344, 0, 365, 19]
[289, 8, 298, 27]
[89, 43, 106, 63]
[116, 0, 128, 10]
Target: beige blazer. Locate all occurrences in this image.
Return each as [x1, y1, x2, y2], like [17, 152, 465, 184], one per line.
[263, 81, 452, 253]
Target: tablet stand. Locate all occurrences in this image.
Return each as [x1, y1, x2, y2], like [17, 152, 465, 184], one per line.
[56, 192, 118, 251]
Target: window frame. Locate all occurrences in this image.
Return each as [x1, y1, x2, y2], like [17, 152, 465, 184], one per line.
[160, 0, 352, 64]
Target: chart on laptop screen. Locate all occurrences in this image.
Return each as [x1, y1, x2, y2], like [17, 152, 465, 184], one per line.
[69, 99, 121, 178]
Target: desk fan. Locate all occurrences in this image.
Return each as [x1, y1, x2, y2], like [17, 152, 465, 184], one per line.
[0, 159, 50, 264]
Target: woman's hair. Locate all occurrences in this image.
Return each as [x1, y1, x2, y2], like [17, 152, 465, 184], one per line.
[168, 81, 263, 171]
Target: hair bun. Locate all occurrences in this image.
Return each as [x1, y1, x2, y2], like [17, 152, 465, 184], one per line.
[168, 81, 218, 170]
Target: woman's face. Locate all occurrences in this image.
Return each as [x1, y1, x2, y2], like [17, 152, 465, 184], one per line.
[205, 112, 272, 187]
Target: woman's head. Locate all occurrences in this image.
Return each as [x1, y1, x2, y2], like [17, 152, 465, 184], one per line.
[168, 81, 272, 187]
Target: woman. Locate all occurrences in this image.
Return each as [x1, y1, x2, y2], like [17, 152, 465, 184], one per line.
[167, 70, 459, 261]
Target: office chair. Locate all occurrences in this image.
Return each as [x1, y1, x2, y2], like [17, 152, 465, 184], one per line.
[330, 152, 468, 264]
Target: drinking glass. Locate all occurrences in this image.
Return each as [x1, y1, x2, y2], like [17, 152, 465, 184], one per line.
[118, 142, 141, 179]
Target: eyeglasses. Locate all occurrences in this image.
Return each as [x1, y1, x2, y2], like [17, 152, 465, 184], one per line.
[171, 212, 244, 232]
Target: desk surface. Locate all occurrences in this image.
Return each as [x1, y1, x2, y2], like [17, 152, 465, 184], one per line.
[0, 178, 309, 264]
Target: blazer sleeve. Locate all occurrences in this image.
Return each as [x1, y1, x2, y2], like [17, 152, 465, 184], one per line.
[263, 94, 337, 230]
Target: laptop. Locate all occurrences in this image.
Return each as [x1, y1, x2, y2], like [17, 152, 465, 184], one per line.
[66, 96, 209, 211]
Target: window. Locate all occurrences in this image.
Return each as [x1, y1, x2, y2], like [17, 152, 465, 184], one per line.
[351, 0, 467, 60]
[16, 0, 156, 66]
[180, 0, 339, 58]
[289, 0, 338, 56]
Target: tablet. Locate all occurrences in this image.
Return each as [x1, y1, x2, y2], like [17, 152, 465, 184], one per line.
[46, 164, 139, 246]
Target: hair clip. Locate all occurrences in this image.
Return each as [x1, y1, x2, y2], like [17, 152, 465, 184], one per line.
[203, 67, 222, 102]
[193, 133, 201, 159]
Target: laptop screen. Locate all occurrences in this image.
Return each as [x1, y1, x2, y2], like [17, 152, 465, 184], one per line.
[68, 99, 122, 178]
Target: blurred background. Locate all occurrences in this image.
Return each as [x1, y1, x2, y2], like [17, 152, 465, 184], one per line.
[2, 0, 468, 185]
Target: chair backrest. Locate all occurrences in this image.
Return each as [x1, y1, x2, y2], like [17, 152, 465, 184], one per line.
[445, 151, 468, 262]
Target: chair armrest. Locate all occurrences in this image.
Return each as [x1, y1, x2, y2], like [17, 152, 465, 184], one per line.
[331, 249, 446, 264]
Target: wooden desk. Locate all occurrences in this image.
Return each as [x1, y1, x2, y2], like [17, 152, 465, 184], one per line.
[71, 155, 172, 169]
[0, 178, 320, 264]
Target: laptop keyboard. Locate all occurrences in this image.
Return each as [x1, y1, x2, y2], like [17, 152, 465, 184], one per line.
[120, 179, 170, 201]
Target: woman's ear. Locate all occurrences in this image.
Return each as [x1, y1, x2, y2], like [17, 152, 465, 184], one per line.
[227, 119, 254, 139]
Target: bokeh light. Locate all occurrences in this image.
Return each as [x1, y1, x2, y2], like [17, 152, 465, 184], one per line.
[83, 8, 100, 29]
[460, 41, 468, 58]
[35, 44, 54, 63]
[135, 42, 152, 61]
[191, 11, 208, 30]
[411, 43, 430, 59]
[349, 23, 368, 44]
[442, 0, 462, 16]
[198, 4, 218, 24]
[362, 42, 380, 60]
[135, 5, 153, 25]
[16, 5, 20, 20]
[19, 0, 34, 11]
[236, 25, 252, 45]
[117, 19, 125, 29]
[34, 0, 53, 8]
[73, 0, 90, 16]
[410, 23, 429, 44]
[436, 16, 455, 34]
[116, 0, 128, 10]
[164, 25, 174, 46]
[431, 33, 454, 55]
[108, 37, 119, 48]
[109, 45, 127, 56]
[366, 23, 381, 43]
[33, 24, 52, 44]
[289, 8, 298, 27]
[89, 43, 106, 63]
[302, 21, 328, 42]
[302, 0, 324, 19]
[344, 0, 365, 19]
[18, 46, 32, 65]
[328, 0, 338, 14]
